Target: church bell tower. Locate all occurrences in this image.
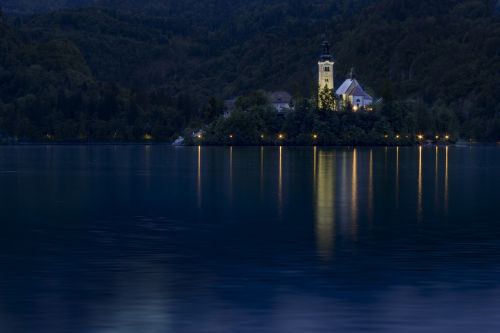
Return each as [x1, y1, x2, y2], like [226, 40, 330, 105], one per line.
[318, 40, 334, 108]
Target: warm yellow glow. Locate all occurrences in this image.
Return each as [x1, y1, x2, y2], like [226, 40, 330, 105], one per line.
[396, 146, 400, 204]
[278, 146, 283, 216]
[229, 134, 233, 139]
[143, 134, 153, 140]
[197, 134, 202, 139]
[417, 146, 423, 222]
[445, 135, 450, 140]
[368, 149, 373, 223]
[228, 146, 233, 203]
[435, 135, 439, 140]
[353, 105, 359, 112]
[197, 145, 202, 208]
[435, 146, 439, 205]
[396, 134, 400, 139]
[313, 146, 317, 183]
[417, 134, 424, 140]
[261, 134, 265, 139]
[351, 148, 358, 237]
[312, 134, 318, 140]
[445, 146, 449, 214]
[278, 134, 284, 140]
[384, 134, 388, 139]
[316, 149, 336, 261]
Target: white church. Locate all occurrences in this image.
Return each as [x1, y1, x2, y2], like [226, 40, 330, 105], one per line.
[318, 40, 374, 111]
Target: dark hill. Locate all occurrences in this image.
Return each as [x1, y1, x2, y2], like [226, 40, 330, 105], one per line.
[0, 0, 498, 141]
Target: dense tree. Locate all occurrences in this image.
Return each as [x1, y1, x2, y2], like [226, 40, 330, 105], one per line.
[318, 86, 337, 112]
[0, 0, 498, 142]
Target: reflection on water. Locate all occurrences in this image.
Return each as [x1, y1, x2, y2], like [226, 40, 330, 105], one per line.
[313, 146, 317, 183]
[278, 146, 283, 214]
[445, 145, 449, 215]
[229, 146, 233, 203]
[368, 149, 374, 223]
[435, 146, 439, 205]
[315, 149, 336, 261]
[260, 146, 264, 194]
[418, 145, 423, 222]
[144, 144, 152, 190]
[396, 146, 400, 204]
[0, 146, 499, 333]
[197, 145, 202, 208]
[351, 148, 358, 236]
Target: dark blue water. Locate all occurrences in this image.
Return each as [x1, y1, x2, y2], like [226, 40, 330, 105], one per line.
[0, 145, 499, 332]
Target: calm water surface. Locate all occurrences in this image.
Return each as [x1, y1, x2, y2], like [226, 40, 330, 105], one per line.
[0, 145, 499, 332]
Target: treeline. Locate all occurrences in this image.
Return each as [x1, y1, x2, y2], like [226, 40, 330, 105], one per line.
[0, 0, 499, 142]
[190, 91, 459, 146]
[0, 15, 220, 141]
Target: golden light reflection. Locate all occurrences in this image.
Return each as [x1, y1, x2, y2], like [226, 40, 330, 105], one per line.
[435, 146, 439, 205]
[313, 146, 317, 184]
[417, 146, 423, 222]
[445, 146, 449, 215]
[229, 146, 233, 203]
[351, 148, 358, 236]
[340, 151, 348, 224]
[396, 146, 400, 204]
[315, 149, 336, 261]
[278, 146, 283, 216]
[229, 146, 233, 180]
[260, 146, 264, 195]
[144, 145, 151, 190]
[384, 147, 388, 173]
[368, 149, 373, 223]
[197, 145, 202, 208]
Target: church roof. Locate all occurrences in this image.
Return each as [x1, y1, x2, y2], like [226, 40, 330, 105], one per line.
[336, 79, 372, 100]
[335, 79, 354, 95]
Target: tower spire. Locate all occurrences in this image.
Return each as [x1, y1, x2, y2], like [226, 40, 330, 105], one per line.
[320, 40, 332, 61]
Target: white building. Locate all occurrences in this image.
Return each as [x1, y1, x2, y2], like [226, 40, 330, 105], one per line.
[335, 72, 373, 110]
[269, 91, 293, 115]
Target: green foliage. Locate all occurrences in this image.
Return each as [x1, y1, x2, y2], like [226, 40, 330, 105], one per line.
[0, 0, 499, 142]
[318, 85, 336, 112]
[203, 94, 420, 146]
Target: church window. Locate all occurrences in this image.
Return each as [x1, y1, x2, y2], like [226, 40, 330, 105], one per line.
[324, 67, 330, 72]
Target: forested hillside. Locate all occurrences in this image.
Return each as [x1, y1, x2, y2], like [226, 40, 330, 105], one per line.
[0, 0, 499, 142]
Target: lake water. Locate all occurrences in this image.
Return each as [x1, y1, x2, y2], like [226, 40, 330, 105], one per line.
[0, 145, 499, 332]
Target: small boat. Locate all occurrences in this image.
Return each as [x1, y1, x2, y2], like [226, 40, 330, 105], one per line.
[172, 136, 185, 146]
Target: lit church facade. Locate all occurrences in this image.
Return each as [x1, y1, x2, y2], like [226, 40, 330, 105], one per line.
[318, 41, 374, 111]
